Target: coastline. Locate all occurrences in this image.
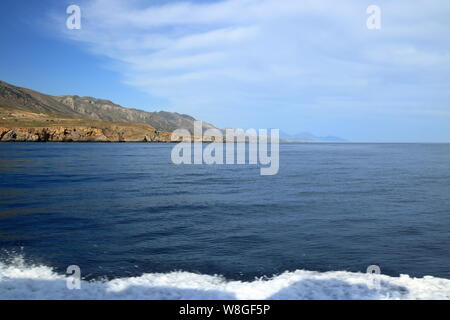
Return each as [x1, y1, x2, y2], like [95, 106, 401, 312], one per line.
[0, 126, 173, 143]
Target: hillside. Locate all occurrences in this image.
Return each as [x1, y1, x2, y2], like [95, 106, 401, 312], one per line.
[0, 80, 216, 133]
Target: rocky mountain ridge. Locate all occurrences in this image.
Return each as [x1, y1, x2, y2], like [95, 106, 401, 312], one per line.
[0, 80, 215, 133]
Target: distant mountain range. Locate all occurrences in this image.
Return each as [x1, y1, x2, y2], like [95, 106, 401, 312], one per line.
[280, 130, 347, 143]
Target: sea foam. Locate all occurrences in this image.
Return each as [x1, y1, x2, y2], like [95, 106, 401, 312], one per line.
[1, 257, 449, 300]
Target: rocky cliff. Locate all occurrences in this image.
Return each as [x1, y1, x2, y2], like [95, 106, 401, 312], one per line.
[0, 126, 172, 142]
[0, 107, 172, 142]
[0, 80, 223, 143]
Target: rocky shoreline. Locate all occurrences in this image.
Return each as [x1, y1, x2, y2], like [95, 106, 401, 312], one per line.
[0, 126, 173, 143]
[0, 80, 221, 143]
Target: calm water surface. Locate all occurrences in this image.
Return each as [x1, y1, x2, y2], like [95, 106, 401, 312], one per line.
[0, 143, 449, 280]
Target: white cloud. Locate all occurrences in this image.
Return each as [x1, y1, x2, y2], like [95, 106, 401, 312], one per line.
[57, 0, 450, 134]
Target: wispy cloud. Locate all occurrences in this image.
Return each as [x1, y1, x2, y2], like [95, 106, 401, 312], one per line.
[53, 0, 450, 138]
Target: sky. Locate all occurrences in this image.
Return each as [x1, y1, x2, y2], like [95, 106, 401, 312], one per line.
[1, 0, 450, 142]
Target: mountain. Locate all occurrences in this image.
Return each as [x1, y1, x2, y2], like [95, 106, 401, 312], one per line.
[53, 95, 216, 133]
[0, 80, 215, 133]
[1, 80, 347, 143]
[0, 80, 81, 116]
[280, 131, 347, 142]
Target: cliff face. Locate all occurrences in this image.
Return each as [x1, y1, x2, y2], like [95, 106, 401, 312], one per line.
[0, 126, 172, 142]
[0, 107, 172, 142]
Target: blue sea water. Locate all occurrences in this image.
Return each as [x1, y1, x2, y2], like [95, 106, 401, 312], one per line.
[0, 143, 449, 282]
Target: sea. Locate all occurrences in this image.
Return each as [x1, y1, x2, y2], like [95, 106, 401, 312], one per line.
[0, 143, 449, 299]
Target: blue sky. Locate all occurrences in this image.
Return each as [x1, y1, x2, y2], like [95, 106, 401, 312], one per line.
[1, 0, 450, 142]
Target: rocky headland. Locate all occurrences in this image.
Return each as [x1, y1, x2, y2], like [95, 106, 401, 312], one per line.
[0, 80, 216, 143]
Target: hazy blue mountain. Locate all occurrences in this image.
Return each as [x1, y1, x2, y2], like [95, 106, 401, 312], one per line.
[280, 130, 347, 142]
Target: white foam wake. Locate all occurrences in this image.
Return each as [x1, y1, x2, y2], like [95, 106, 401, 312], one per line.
[1, 257, 449, 300]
